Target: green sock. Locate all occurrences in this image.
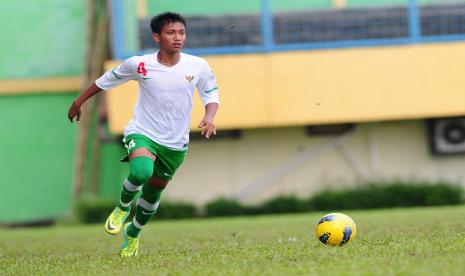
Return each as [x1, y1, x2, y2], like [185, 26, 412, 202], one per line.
[119, 156, 154, 211]
[127, 184, 164, 238]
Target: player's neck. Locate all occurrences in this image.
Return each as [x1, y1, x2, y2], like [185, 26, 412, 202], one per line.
[157, 50, 181, 67]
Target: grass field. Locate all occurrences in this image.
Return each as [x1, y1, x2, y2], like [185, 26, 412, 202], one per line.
[1, 205, 465, 275]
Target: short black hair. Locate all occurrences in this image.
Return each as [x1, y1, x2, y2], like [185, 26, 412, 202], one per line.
[150, 12, 186, 34]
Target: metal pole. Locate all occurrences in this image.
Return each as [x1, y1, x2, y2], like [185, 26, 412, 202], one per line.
[408, 0, 421, 43]
[261, 0, 274, 52]
[111, 0, 124, 59]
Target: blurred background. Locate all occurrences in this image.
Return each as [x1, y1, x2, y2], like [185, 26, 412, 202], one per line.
[1, 0, 465, 225]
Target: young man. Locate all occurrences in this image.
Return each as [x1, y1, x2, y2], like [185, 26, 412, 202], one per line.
[67, 12, 219, 257]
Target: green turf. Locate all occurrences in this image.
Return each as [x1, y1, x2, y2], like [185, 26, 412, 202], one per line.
[1, 205, 465, 275]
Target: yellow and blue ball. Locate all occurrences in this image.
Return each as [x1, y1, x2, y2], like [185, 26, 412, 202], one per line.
[315, 213, 356, 246]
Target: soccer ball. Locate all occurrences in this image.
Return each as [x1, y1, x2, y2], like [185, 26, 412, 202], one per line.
[315, 213, 356, 246]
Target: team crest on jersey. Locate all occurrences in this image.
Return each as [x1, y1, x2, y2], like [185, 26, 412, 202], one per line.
[185, 75, 194, 82]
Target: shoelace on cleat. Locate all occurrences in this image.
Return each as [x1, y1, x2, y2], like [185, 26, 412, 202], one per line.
[125, 237, 139, 253]
[113, 209, 127, 225]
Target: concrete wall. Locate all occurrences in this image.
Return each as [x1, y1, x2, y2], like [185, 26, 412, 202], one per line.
[143, 0, 456, 16]
[100, 41, 465, 206]
[145, 0, 331, 16]
[0, 1, 85, 78]
[165, 120, 465, 204]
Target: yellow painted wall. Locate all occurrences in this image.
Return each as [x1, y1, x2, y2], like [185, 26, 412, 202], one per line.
[105, 42, 465, 134]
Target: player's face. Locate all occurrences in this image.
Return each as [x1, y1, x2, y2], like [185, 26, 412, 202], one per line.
[153, 22, 186, 53]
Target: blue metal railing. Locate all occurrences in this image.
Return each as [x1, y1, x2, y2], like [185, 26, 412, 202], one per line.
[111, 0, 465, 59]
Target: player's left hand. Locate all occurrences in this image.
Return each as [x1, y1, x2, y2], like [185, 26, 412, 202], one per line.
[198, 117, 216, 139]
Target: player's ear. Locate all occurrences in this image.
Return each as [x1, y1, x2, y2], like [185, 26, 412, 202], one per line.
[152, 33, 160, 43]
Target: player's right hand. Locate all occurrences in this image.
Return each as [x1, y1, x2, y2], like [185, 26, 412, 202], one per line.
[68, 101, 81, 123]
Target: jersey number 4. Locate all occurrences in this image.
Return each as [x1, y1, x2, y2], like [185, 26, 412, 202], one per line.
[137, 62, 147, 76]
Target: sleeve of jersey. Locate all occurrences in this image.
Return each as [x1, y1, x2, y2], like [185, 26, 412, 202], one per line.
[196, 62, 220, 106]
[95, 57, 136, 90]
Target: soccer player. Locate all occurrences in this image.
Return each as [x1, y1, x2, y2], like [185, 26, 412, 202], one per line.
[67, 12, 219, 257]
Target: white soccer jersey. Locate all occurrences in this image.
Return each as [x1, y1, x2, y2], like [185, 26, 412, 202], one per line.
[95, 52, 219, 150]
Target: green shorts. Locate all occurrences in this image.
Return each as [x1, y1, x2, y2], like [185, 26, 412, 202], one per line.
[121, 133, 187, 181]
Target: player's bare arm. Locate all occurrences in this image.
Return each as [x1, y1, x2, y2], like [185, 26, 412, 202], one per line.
[198, 102, 219, 139]
[67, 83, 103, 123]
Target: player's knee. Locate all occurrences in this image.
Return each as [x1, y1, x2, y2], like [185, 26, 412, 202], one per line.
[130, 166, 153, 184]
[128, 157, 154, 184]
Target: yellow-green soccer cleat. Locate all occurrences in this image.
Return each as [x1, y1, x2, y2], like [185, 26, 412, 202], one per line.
[104, 207, 130, 235]
[120, 223, 139, 257]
